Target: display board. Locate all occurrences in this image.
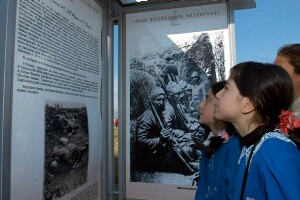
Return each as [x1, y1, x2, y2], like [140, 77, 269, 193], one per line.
[11, 0, 102, 199]
[125, 3, 231, 199]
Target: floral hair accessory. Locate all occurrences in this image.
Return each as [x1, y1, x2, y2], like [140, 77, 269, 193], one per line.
[278, 109, 300, 135]
[218, 130, 230, 143]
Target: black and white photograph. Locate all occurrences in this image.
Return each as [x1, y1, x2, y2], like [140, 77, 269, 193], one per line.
[130, 31, 225, 184]
[43, 101, 89, 200]
[125, 3, 231, 199]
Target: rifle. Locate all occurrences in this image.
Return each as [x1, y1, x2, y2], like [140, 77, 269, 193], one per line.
[156, 77, 194, 132]
[135, 73, 195, 174]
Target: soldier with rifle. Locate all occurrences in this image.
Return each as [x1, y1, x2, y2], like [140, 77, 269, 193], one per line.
[165, 81, 205, 135]
[189, 71, 210, 119]
[134, 86, 199, 174]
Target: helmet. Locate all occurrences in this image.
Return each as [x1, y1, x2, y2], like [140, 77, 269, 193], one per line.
[191, 71, 199, 78]
[166, 81, 181, 94]
[151, 87, 165, 99]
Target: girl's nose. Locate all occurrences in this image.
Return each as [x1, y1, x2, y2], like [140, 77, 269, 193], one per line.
[199, 101, 204, 109]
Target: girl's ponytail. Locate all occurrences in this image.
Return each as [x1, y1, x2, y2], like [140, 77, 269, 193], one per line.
[201, 123, 236, 159]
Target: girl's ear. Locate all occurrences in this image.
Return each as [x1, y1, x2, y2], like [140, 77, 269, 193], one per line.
[241, 97, 255, 114]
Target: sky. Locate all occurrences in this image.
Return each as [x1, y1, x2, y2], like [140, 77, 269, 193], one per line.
[113, 0, 300, 115]
[235, 0, 300, 63]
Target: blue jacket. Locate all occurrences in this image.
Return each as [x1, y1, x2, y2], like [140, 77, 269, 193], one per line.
[233, 130, 300, 200]
[195, 133, 242, 200]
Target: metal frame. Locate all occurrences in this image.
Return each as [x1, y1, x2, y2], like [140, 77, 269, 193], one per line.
[0, 0, 18, 199]
[117, 0, 255, 8]
[0, 0, 111, 199]
[116, 0, 238, 199]
[103, 0, 116, 199]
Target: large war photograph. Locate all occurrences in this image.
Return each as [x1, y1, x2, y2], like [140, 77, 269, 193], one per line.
[43, 102, 89, 199]
[125, 4, 230, 199]
[130, 30, 227, 185]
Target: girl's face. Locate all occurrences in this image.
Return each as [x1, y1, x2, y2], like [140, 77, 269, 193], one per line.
[215, 78, 244, 123]
[199, 89, 216, 127]
[275, 55, 299, 100]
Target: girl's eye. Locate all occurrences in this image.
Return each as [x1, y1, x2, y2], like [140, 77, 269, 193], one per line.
[206, 97, 212, 104]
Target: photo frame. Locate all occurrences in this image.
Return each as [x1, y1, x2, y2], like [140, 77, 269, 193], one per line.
[10, 0, 103, 199]
[125, 2, 232, 199]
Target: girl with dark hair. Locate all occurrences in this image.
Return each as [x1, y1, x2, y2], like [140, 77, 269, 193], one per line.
[195, 81, 242, 200]
[215, 61, 300, 200]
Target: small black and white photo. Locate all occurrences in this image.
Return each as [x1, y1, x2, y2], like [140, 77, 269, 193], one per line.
[43, 101, 89, 200]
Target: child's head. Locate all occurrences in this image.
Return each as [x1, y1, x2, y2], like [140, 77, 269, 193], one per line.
[199, 80, 236, 157]
[199, 81, 227, 133]
[275, 43, 300, 100]
[276, 43, 300, 75]
[216, 62, 294, 130]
